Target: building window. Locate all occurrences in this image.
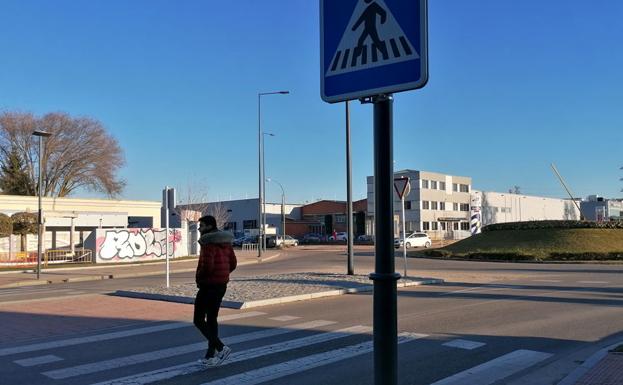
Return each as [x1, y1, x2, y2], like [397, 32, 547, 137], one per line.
[243, 220, 257, 229]
[404, 201, 412, 210]
[460, 222, 470, 231]
[460, 203, 470, 211]
[335, 215, 346, 223]
[224, 222, 237, 231]
[422, 179, 429, 189]
[453, 222, 459, 230]
[431, 201, 438, 210]
[406, 221, 417, 232]
[431, 222, 439, 231]
[440, 222, 446, 230]
[422, 201, 430, 210]
[439, 202, 446, 210]
[460, 184, 470, 193]
[453, 183, 458, 192]
[439, 181, 446, 190]
[431, 181, 438, 190]
[453, 202, 459, 211]
[422, 221, 430, 230]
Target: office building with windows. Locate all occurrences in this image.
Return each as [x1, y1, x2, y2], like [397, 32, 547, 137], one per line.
[367, 170, 473, 239]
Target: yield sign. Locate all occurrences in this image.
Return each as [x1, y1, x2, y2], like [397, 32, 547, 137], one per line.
[394, 177, 410, 199]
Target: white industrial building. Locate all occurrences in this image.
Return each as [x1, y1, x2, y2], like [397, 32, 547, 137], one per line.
[367, 170, 473, 240]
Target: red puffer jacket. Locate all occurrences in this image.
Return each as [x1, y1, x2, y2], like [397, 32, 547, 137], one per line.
[196, 230, 237, 287]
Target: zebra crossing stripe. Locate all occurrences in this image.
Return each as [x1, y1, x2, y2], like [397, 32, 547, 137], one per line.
[44, 320, 335, 380]
[329, 36, 415, 75]
[0, 311, 265, 358]
[199, 332, 427, 385]
[430, 349, 553, 385]
[88, 325, 372, 385]
[14, 354, 63, 367]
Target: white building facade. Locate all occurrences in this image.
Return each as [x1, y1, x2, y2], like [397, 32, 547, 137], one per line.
[367, 170, 473, 240]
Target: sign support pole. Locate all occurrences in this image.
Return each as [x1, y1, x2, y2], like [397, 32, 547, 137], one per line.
[401, 195, 407, 278]
[368, 94, 400, 385]
[164, 187, 170, 288]
[346, 100, 354, 275]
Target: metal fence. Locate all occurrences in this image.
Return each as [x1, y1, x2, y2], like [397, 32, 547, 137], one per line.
[44, 249, 93, 265]
[241, 243, 258, 252]
[0, 248, 93, 268]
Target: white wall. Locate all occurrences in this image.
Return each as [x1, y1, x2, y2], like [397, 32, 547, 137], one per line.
[481, 192, 580, 226]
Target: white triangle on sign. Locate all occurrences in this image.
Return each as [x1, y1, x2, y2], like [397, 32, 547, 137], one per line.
[326, 0, 419, 77]
[394, 177, 410, 199]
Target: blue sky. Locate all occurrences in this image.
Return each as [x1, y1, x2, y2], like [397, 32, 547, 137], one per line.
[1, 0, 621, 204]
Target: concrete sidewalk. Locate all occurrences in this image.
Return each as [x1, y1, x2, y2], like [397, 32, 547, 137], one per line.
[560, 342, 623, 385]
[0, 251, 278, 289]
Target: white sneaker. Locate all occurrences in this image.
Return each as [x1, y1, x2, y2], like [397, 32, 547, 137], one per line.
[216, 346, 232, 364]
[198, 356, 219, 367]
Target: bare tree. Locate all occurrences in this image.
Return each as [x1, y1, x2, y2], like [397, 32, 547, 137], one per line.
[176, 180, 231, 230]
[176, 180, 211, 222]
[0, 111, 125, 197]
[206, 201, 231, 230]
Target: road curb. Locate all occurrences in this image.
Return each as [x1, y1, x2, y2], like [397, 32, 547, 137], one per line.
[114, 278, 444, 309]
[557, 340, 623, 385]
[0, 253, 281, 289]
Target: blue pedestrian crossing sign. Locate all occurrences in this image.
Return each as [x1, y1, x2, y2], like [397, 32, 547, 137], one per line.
[320, 0, 428, 103]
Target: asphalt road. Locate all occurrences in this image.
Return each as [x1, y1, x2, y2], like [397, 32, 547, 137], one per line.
[1, 248, 622, 385]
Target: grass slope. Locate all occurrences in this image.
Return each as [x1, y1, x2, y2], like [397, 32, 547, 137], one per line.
[425, 228, 623, 261]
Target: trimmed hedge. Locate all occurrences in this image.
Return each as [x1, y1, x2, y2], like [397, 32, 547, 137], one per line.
[483, 220, 623, 232]
[11, 212, 38, 235]
[423, 249, 623, 262]
[0, 213, 11, 237]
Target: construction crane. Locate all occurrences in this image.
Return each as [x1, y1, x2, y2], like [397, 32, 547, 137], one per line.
[550, 163, 584, 220]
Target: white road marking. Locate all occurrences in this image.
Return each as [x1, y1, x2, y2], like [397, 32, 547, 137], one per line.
[441, 284, 521, 296]
[430, 349, 553, 385]
[14, 354, 63, 367]
[200, 332, 427, 385]
[0, 311, 265, 357]
[269, 316, 300, 322]
[45, 320, 335, 380]
[442, 339, 486, 350]
[532, 280, 561, 283]
[89, 325, 376, 385]
[578, 281, 608, 284]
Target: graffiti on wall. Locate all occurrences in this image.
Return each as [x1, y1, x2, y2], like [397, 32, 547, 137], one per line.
[96, 228, 182, 262]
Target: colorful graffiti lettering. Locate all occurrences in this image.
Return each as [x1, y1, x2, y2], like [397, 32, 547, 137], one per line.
[97, 229, 181, 261]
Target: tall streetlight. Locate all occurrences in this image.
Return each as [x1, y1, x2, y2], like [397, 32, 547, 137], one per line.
[267, 178, 286, 242]
[258, 90, 289, 260]
[32, 130, 52, 280]
[262, 132, 275, 253]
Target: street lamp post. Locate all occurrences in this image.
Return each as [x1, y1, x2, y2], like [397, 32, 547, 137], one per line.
[258, 91, 289, 259]
[267, 178, 286, 242]
[32, 130, 52, 280]
[262, 132, 275, 253]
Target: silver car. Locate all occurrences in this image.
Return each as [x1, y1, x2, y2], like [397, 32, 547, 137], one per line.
[394, 232, 432, 249]
[276, 235, 299, 247]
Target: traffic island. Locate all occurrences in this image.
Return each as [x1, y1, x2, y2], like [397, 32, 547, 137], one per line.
[114, 272, 443, 309]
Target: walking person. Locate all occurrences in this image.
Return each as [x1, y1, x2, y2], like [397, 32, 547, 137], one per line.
[193, 215, 237, 367]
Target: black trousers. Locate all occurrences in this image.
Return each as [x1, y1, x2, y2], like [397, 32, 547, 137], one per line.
[194, 284, 227, 356]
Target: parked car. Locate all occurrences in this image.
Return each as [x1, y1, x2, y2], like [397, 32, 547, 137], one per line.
[394, 232, 432, 249]
[302, 233, 322, 243]
[329, 232, 348, 241]
[277, 235, 299, 247]
[356, 234, 374, 242]
[234, 235, 257, 247]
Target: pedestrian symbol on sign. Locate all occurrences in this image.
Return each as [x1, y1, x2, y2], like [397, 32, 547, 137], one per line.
[326, 0, 419, 77]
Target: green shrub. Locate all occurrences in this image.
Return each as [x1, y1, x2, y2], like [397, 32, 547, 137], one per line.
[0, 213, 11, 237]
[11, 212, 38, 235]
[483, 220, 623, 232]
